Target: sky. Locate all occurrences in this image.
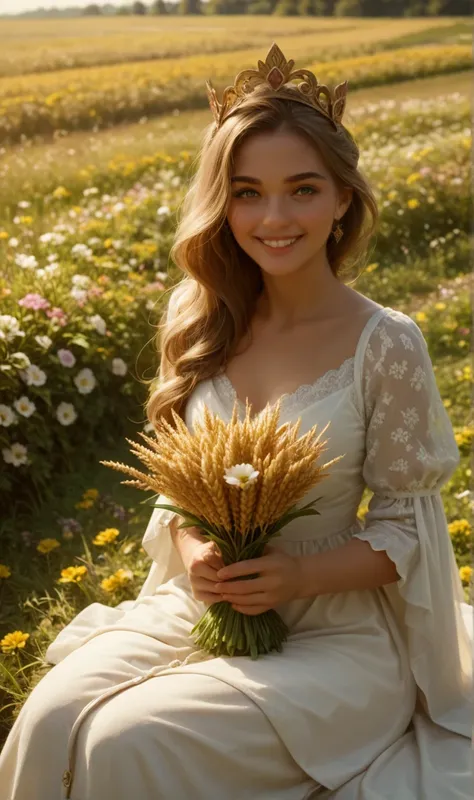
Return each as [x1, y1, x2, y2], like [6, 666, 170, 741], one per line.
[0, 0, 121, 13]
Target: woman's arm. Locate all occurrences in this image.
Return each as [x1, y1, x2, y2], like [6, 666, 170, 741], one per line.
[297, 537, 400, 599]
[170, 515, 208, 562]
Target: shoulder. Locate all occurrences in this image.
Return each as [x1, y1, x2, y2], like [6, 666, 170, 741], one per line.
[366, 308, 427, 358]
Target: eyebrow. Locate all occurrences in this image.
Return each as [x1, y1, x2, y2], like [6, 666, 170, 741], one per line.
[230, 171, 328, 184]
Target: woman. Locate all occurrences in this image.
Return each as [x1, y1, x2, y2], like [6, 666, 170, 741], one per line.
[0, 43, 472, 800]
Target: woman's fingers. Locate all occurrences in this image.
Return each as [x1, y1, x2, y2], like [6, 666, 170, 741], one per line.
[222, 592, 268, 606]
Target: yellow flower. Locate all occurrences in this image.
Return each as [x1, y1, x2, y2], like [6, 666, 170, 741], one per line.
[387, 190, 398, 201]
[407, 199, 420, 209]
[83, 488, 99, 501]
[101, 568, 133, 593]
[449, 519, 471, 538]
[93, 528, 120, 546]
[1, 630, 30, 653]
[52, 186, 70, 199]
[0, 564, 12, 578]
[415, 311, 427, 322]
[406, 172, 422, 185]
[459, 566, 473, 585]
[434, 302, 446, 311]
[37, 538, 61, 554]
[365, 263, 379, 274]
[57, 565, 88, 583]
[455, 426, 474, 447]
[0, 231, 9, 239]
[75, 499, 94, 509]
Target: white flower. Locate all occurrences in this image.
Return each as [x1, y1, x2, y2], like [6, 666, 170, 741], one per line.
[13, 396, 36, 417]
[111, 358, 127, 376]
[10, 352, 31, 370]
[9, 237, 19, 247]
[45, 262, 59, 274]
[0, 405, 18, 427]
[0, 315, 25, 342]
[57, 349, 76, 368]
[83, 187, 99, 196]
[18, 200, 30, 209]
[39, 232, 66, 245]
[56, 402, 78, 426]
[2, 442, 29, 466]
[72, 274, 91, 288]
[87, 237, 101, 246]
[35, 335, 53, 349]
[14, 253, 38, 270]
[20, 365, 47, 386]
[70, 287, 88, 303]
[74, 368, 96, 394]
[88, 314, 107, 335]
[223, 463, 260, 489]
[71, 243, 93, 259]
[155, 271, 167, 281]
[157, 205, 170, 218]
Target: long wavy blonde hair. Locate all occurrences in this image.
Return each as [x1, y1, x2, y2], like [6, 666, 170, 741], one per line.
[145, 84, 379, 429]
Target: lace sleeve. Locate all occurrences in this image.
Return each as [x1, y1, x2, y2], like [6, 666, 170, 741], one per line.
[361, 310, 459, 496]
[352, 310, 471, 735]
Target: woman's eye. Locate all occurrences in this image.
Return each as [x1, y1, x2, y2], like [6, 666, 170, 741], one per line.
[233, 186, 318, 199]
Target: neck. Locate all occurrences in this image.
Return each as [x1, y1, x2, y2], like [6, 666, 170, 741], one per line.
[256, 259, 349, 331]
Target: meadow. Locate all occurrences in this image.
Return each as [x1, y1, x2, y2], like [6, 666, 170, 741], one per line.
[0, 15, 472, 744]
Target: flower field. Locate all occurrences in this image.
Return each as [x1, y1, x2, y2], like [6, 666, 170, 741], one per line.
[0, 17, 472, 744]
[1, 42, 470, 145]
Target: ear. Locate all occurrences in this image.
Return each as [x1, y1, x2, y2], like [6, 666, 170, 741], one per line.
[337, 185, 353, 219]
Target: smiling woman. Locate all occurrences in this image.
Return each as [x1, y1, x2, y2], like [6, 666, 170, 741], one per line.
[227, 134, 351, 267]
[0, 41, 471, 800]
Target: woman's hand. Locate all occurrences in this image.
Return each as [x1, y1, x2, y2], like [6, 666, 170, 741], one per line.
[184, 539, 226, 606]
[215, 545, 303, 615]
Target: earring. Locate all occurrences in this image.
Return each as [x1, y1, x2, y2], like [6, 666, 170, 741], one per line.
[332, 222, 344, 243]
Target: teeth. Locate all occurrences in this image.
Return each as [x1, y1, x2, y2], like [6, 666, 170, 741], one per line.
[262, 238, 298, 248]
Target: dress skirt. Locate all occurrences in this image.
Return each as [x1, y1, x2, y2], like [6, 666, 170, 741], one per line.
[0, 564, 417, 800]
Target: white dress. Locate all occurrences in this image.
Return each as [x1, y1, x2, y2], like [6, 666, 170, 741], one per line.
[0, 305, 472, 800]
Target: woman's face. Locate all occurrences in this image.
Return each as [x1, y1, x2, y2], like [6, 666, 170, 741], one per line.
[226, 129, 352, 276]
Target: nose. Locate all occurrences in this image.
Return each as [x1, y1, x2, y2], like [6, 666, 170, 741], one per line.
[261, 196, 294, 226]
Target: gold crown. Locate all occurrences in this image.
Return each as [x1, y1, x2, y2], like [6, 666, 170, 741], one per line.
[206, 42, 348, 133]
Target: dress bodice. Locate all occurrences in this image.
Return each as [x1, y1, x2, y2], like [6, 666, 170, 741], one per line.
[182, 308, 390, 547]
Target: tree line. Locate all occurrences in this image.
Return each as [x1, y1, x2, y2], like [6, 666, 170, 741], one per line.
[9, 0, 471, 17]
[69, 1, 474, 18]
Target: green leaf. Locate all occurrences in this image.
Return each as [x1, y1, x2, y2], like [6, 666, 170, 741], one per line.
[67, 334, 90, 350]
[151, 503, 216, 536]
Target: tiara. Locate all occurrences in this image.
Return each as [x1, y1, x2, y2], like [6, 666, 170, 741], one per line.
[206, 42, 348, 133]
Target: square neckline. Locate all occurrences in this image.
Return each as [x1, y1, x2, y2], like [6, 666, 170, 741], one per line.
[212, 305, 392, 416]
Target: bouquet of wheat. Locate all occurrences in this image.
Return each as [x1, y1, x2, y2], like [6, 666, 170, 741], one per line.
[101, 397, 343, 660]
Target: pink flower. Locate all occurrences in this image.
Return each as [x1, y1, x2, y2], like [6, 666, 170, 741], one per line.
[57, 349, 76, 368]
[458, 327, 470, 336]
[18, 293, 50, 311]
[46, 307, 68, 327]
